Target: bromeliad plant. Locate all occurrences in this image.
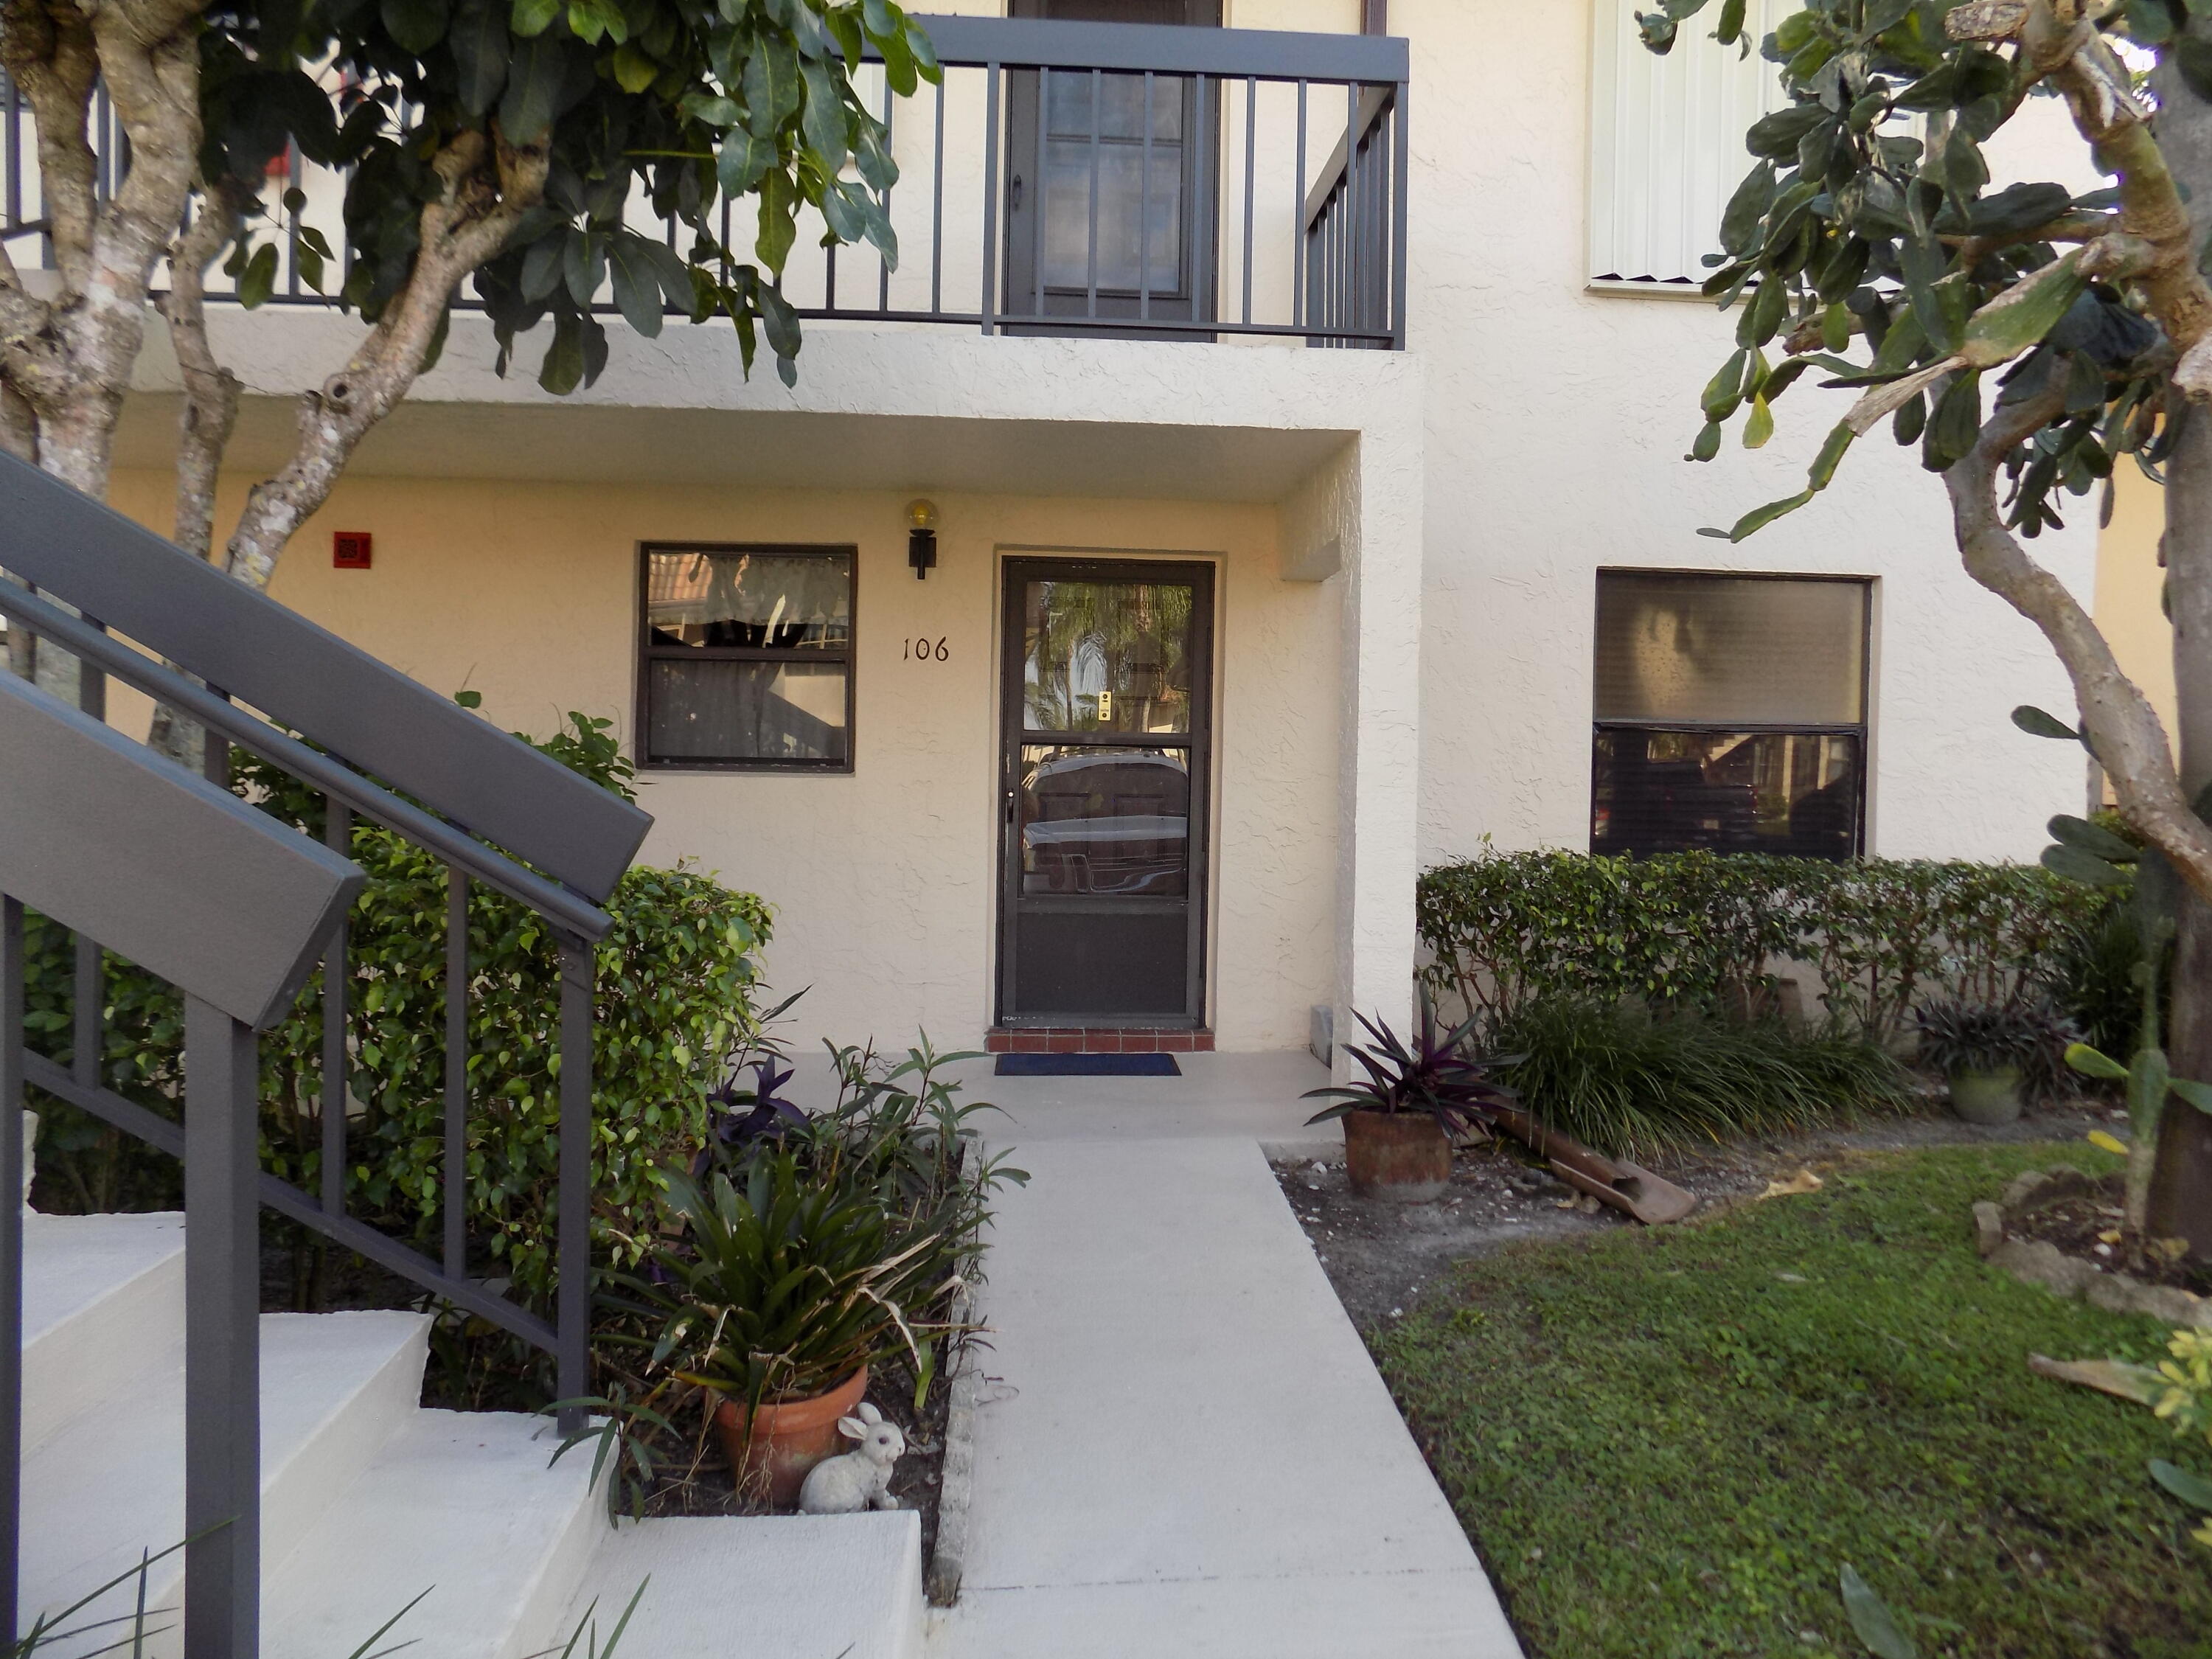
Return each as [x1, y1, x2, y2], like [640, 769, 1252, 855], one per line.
[1908, 998, 2048, 1078]
[609, 1155, 947, 1412]
[1303, 990, 1520, 1135]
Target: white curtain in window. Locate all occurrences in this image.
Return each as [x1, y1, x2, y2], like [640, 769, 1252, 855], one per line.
[1587, 0, 1795, 285]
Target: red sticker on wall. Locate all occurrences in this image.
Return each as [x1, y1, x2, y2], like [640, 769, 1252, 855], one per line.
[333, 531, 372, 569]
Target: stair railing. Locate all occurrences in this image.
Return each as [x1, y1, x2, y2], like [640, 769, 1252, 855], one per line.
[1, 667, 364, 1657]
[0, 451, 655, 1657]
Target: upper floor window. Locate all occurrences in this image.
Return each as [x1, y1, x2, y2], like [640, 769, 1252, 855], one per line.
[1590, 571, 1870, 860]
[1587, 0, 1792, 287]
[639, 545, 855, 771]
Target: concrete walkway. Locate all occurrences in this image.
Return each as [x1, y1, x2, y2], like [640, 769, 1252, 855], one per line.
[931, 1058, 1523, 1659]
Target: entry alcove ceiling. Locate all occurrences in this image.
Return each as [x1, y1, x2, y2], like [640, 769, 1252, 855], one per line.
[112, 393, 1351, 502]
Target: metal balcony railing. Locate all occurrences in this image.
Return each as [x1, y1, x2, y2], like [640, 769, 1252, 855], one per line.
[0, 452, 653, 1657]
[1, 16, 1408, 348]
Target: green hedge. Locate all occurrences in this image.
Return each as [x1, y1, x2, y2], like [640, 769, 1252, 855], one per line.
[1417, 849, 2112, 1043]
[26, 737, 771, 1317]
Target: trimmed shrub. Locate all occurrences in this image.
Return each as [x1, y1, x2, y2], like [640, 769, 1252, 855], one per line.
[1419, 849, 2114, 1045]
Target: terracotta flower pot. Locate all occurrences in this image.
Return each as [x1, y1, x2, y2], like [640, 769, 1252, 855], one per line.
[710, 1366, 869, 1510]
[1949, 1066, 2023, 1127]
[1342, 1108, 1450, 1203]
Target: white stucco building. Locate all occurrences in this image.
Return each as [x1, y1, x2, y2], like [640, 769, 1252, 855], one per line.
[78, 0, 2098, 1063]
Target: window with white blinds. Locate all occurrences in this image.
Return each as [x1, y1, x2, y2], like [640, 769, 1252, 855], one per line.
[1587, 0, 1794, 287]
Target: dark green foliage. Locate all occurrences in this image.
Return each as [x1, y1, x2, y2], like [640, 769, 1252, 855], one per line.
[1486, 999, 1911, 1160]
[195, 0, 939, 389]
[1374, 1141, 2209, 1658]
[1636, 1, 2177, 543]
[1417, 850, 2110, 1046]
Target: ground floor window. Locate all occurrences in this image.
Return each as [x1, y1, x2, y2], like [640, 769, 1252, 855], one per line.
[1590, 570, 1869, 859]
[637, 543, 855, 771]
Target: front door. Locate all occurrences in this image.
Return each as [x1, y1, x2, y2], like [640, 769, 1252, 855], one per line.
[998, 559, 1214, 1026]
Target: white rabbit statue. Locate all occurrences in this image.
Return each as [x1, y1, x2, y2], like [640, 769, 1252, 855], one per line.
[796, 1402, 905, 1514]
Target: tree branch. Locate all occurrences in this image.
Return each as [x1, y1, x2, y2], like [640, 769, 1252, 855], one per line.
[159, 178, 249, 559]
[0, 378, 33, 464]
[1956, 3, 2212, 392]
[1945, 389, 2212, 899]
[0, 0, 100, 291]
[225, 128, 549, 590]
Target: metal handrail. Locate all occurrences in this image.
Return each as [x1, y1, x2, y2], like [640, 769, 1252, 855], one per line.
[0, 583, 613, 942]
[2, 20, 1411, 347]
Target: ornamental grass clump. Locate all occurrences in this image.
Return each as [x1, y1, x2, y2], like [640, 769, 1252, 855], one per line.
[1487, 998, 1911, 1161]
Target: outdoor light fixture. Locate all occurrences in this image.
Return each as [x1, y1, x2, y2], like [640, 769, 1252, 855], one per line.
[906, 498, 939, 580]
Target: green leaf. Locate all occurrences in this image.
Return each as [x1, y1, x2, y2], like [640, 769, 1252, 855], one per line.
[540, 308, 585, 395]
[1690, 421, 1722, 462]
[567, 0, 625, 41]
[606, 234, 669, 336]
[499, 32, 568, 145]
[1808, 420, 1854, 490]
[511, 0, 560, 35]
[799, 55, 849, 167]
[612, 41, 660, 93]
[1962, 251, 2088, 370]
[1839, 1565, 1918, 1659]
[2168, 1077, 2212, 1116]
[756, 166, 798, 273]
[2011, 704, 2080, 741]
[1742, 394, 1774, 450]
[2150, 1459, 2212, 1510]
[450, 0, 510, 116]
[1719, 161, 1775, 257]
[1703, 490, 1815, 543]
[2040, 844, 2129, 888]
[719, 128, 776, 198]
[381, 0, 449, 54]
[2048, 814, 2138, 862]
[1701, 348, 1749, 421]
[2065, 1041, 2131, 1082]
[237, 241, 279, 309]
[1822, 302, 1851, 353]
[861, 0, 896, 36]
[745, 31, 803, 139]
[905, 16, 939, 83]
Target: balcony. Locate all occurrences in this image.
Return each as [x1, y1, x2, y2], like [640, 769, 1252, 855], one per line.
[0, 16, 1407, 350]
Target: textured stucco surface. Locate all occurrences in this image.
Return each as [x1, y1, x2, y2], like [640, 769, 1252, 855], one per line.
[1401, 0, 2100, 865]
[102, 460, 1377, 1054]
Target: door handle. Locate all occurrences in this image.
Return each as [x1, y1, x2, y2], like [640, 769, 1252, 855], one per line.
[1009, 173, 1023, 212]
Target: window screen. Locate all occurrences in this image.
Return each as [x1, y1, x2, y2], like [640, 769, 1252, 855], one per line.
[639, 545, 855, 770]
[1591, 572, 1869, 860]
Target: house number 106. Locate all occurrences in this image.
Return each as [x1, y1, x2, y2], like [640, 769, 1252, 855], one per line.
[904, 636, 950, 662]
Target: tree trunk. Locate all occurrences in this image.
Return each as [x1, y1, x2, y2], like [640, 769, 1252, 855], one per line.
[2146, 45, 2212, 1254]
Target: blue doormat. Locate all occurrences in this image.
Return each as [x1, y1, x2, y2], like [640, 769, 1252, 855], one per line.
[995, 1053, 1181, 1077]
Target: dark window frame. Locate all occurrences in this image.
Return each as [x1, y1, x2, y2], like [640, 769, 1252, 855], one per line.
[635, 540, 859, 775]
[1589, 568, 1873, 860]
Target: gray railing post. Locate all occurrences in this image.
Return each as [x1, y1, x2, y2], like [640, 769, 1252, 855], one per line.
[556, 934, 594, 1433]
[184, 995, 262, 1659]
[1, 893, 22, 1646]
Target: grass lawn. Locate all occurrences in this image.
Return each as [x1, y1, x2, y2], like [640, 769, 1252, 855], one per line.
[1373, 1141, 2211, 1659]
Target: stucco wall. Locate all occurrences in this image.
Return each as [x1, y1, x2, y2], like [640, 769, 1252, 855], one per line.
[1399, 0, 2101, 867]
[99, 470, 1344, 1054]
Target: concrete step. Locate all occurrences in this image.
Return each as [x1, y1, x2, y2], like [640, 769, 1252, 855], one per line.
[21, 1211, 186, 1453]
[554, 1513, 923, 1659]
[19, 1309, 430, 1655]
[260, 1409, 603, 1659]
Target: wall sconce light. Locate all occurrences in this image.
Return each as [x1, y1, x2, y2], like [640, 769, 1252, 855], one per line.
[906, 498, 939, 580]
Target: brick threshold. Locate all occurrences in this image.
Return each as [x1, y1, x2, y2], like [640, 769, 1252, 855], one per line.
[986, 1027, 1214, 1054]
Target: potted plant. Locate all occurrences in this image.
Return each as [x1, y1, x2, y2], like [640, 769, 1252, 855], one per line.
[1302, 990, 1518, 1202]
[610, 1153, 944, 1509]
[1911, 1000, 2047, 1126]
